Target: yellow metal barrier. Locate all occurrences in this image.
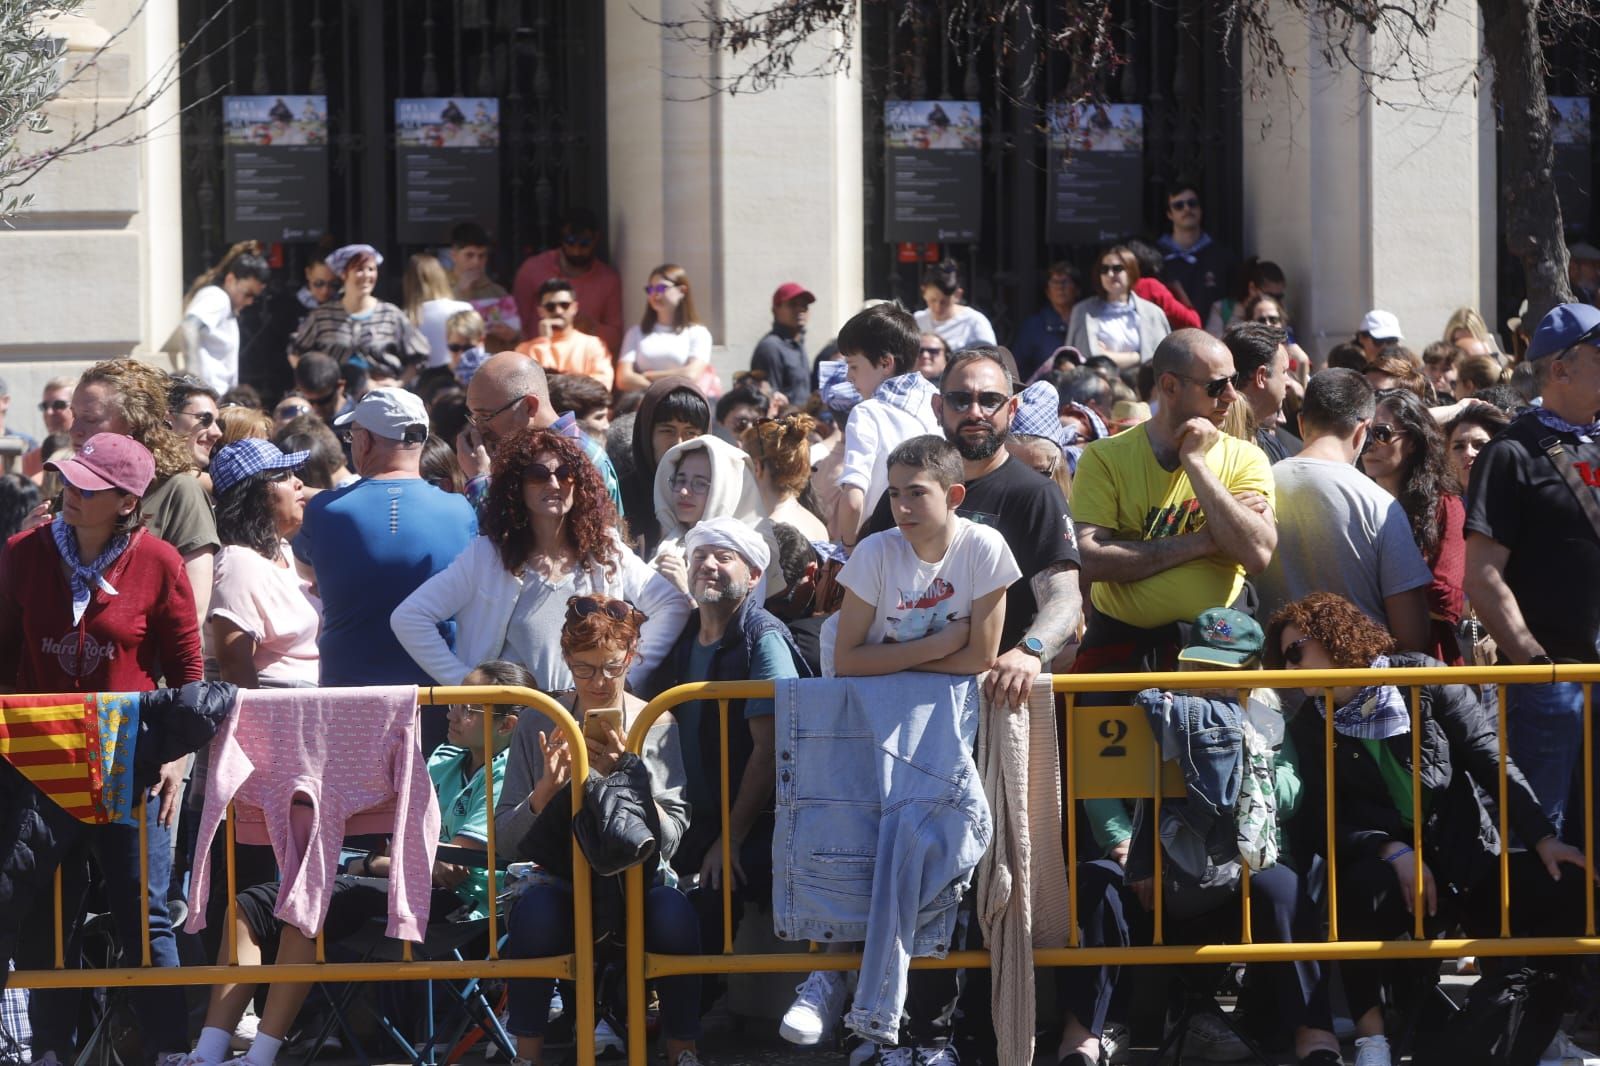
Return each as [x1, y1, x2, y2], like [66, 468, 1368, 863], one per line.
[8, 685, 598, 1066]
[622, 667, 1600, 1065]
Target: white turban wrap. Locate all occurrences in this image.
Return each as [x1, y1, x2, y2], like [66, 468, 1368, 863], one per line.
[683, 516, 772, 604]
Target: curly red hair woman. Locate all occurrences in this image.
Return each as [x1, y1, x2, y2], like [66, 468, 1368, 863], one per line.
[393, 429, 693, 694]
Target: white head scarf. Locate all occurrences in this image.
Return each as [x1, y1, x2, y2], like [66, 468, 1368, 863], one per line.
[652, 434, 765, 545]
[683, 516, 772, 604]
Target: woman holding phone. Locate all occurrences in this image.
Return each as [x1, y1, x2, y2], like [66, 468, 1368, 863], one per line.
[495, 594, 701, 1066]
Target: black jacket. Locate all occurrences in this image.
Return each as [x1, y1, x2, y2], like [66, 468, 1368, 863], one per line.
[1288, 654, 1554, 892]
[0, 681, 234, 979]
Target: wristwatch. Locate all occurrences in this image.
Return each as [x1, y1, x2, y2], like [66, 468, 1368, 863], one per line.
[1015, 636, 1045, 658]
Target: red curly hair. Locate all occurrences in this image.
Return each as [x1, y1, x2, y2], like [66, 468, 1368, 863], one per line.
[483, 429, 619, 575]
[559, 595, 646, 657]
[1264, 592, 1396, 669]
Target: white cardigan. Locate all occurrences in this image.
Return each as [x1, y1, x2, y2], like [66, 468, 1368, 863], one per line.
[389, 534, 693, 690]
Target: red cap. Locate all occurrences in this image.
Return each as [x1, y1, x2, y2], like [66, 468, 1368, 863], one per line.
[772, 282, 816, 307]
[47, 433, 156, 496]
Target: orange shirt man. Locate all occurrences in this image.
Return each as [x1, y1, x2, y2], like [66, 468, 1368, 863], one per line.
[516, 278, 615, 392]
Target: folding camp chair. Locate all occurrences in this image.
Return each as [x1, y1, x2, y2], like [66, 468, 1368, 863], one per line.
[292, 847, 516, 1066]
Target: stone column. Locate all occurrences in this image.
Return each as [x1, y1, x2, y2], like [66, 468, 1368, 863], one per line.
[604, 0, 864, 383]
[1239, 0, 1484, 361]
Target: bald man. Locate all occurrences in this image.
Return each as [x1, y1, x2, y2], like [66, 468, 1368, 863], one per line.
[457, 350, 623, 515]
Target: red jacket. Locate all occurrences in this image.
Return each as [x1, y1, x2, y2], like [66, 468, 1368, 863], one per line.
[0, 525, 202, 694]
[1133, 277, 1203, 330]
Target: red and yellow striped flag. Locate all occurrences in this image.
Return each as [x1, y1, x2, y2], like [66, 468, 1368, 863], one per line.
[0, 693, 139, 824]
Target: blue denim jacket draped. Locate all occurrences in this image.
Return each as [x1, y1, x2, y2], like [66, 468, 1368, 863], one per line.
[772, 675, 993, 1041]
[1128, 688, 1244, 887]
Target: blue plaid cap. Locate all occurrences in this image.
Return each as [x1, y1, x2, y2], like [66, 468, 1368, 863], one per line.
[210, 438, 310, 496]
[1010, 380, 1066, 445]
[816, 359, 863, 413]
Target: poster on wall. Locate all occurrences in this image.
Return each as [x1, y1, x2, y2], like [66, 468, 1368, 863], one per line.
[222, 95, 329, 242]
[884, 100, 982, 243]
[1046, 103, 1144, 246]
[1551, 97, 1592, 233]
[395, 97, 500, 245]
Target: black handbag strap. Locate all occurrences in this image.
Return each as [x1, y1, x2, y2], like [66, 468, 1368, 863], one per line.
[1540, 435, 1600, 543]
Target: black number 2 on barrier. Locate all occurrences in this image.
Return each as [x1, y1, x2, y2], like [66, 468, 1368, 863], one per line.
[1098, 718, 1128, 757]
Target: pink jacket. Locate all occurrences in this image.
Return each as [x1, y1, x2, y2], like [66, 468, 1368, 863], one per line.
[184, 686, 440, 941]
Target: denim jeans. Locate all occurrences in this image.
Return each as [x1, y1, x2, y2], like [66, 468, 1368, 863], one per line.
[22, 809, 186, 1061]
[1506, 682, 1588, 843]
[504, 879, 702, 1043]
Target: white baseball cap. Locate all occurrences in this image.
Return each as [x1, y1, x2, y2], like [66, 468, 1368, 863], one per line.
[333, 387, 429, 442]
[1359, 310, 1403, 341]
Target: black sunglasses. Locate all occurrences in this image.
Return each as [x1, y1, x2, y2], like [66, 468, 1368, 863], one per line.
[562, 233, 596, 247]
[1281, 636, 1311, 665]
[523, 461, 575, 485]
[919, 346, 945, 357]
[39, 400, 70, 413]
[1098, 264, 1126, 275]
[178, 410, 217, 429]
[1169, 197, 1201, 210]
[566, 595, 644, 625]
[942, 390, 1009, 415]
[542, 300, 574, 312]
[447, 342, 474, 353]
[1368, 423, 1402, 445]
[1173, 371, 1240, 399]
[304, 390, 339, 409]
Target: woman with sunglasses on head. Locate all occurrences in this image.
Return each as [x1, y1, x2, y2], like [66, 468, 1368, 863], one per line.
[0, 432, 201, 1066]
[1270, 592, 1593, 1066]
[290, 244, 430, 369]
[1065, 245, 1172, 369]
[617, 264, 713, 394]
[1359, 389, 1466, 664]
[393, 427, 691, 694]
[496, 595, 700, 1066]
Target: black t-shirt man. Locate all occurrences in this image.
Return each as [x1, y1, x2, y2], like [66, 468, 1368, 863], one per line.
[1465, 411, 1600, 662]
[863, 455, 1080, 649]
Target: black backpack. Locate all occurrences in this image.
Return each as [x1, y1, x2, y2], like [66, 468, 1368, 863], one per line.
[1413, 967, 1564, 1066]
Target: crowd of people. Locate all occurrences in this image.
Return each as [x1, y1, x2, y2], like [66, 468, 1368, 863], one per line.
[0, 191, 1598, 1066]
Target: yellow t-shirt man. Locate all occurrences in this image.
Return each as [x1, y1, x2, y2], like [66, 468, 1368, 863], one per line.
[1072, 424, 1274, 629]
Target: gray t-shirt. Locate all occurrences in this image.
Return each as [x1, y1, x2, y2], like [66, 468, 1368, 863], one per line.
[1254, 456, 1434, 625]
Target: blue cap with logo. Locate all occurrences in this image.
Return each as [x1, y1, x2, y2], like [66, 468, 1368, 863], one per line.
[210, 438, 310, 496]
[1526, 302, 1600, 361]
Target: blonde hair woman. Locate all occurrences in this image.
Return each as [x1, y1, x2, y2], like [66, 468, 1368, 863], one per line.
[403, 252, 473, 369]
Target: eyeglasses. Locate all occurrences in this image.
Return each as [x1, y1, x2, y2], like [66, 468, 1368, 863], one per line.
[644, 282, 679, 297]
[1169, 197, 1201, 211]
[523, 462, 575, 485]
[177, 409, 217, 429]
[38, 400, 69, 413]
[1281, 636, 1312, 666]
[568, 660, 631, 680]
[468, 395, 522, 428]
[727, 415, 757, 432]
[447, 703, 514, 718]
[1172, 371, 1240, 399]
[670, 473, 712, 496]
[1368, 422, 1402, 445]
[1098, 264, 1126, 276]
[562, 233, 596, 247]
[942, 390, 1009, 415]
[447, 342, 475, 353]
[542, 300, 573, 312]
[919, 346, 946, 357]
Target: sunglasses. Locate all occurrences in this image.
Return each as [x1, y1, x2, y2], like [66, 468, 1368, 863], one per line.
[1169, 197, 1201, 210]
[447, 342, 475, 353]
[942, 390, 1009, 415]
[1368, 423, 1402, 445]
[1173, 371, 1240, 399]
[1098, 264, 1127, 276]
[566, 595, 646, 629]
[670, 473, 712, 496]
[265, 469, 296, 483]
[178, 409, 217, 429]
[542, 300, 574, 312]
[562, 233, 597, 247]
[644, 282, 679, 297]
[523, 462, 575, 485]
[308, 279, 337, 290]
[1281, 636, 1312, 665]
[919, 346, 946, 357]
[39, 400, 69, 413]
[304, 390, 340, 409]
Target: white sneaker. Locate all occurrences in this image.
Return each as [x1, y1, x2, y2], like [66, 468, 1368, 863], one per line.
[1544, 1030, 1600, 1065]
[230, 1015, 259, 1053]
[865, 1048, 916, 1066]
[1353, 1034, 1392, 1066]
[1102, 1021, 1130, 1064]
[916, 1047, 960, 1065]
[1181, 1012, 1251, 1061]
[779, 969, 850, 1045]
[594, 1018, 625, 1058]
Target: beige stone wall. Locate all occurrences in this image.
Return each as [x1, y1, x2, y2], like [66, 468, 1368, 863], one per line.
[0, 0, 182, 441]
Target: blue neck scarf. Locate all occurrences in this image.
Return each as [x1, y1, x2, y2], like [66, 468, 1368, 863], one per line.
[1314, 655, 1412, 740]
[52, 521, 130, 626]
[1533, 404, 1600, 444]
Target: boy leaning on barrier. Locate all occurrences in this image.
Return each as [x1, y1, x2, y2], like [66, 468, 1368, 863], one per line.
[174, 661, 524, 1066]
[797, 434, 1018, 1065]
